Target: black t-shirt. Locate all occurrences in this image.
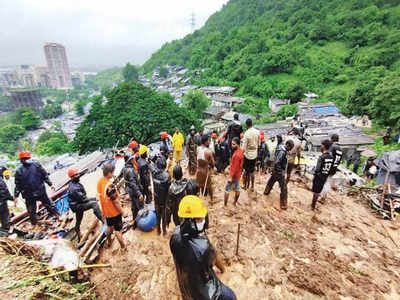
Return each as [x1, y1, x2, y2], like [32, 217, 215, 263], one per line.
[329, 143, 343, 175]
[315, 152, 334, 179]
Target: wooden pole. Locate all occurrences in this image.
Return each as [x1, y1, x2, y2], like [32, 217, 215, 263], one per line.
[236, 224, 241, 256]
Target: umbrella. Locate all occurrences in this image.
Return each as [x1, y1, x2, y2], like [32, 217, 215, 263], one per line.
[361, 149, 377, 158]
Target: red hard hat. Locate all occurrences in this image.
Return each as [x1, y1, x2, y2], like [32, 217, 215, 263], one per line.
[19, 150, 31, 159]
[68, 169, 79, 178]
[160, 131, 168, 139]
[211, 133, 218, 139]
[128, 141, 138, 150]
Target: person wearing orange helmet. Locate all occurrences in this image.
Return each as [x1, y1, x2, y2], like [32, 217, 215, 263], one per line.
[209, 131, 218, 156]
[14, 150, 59, 225]
[67, 168, 103, 238]
[160, 132, 170, 159]
[128, 140, 140, 172]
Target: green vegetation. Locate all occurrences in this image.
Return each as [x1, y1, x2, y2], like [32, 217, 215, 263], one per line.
[0, 124, 26, 154]
[85, 67, 123, 90]
[122, 63, 139, 82]
[143, 0, 400, 127]
[0, 95, 11, 112]
[159, 66, 169, 78]
[234, 96, 269, 116]
[181, 90, 211, 119]
[276, 104, 298, 120]
[40, 103, 63, 119]
[73, 82, 200, 154]
[14, 107, 41, 130]
[35, 129, 71, 156]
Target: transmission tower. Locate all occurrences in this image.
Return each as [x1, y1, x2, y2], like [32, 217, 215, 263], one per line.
[190, 12, 196, 33]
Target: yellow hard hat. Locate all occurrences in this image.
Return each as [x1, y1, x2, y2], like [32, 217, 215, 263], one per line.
[138, 145, 148, 155]
[3, 170, 11, 177]
[178, 195, 207, 218]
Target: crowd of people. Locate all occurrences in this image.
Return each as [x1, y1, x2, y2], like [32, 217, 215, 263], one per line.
[0, 113, 356, 300]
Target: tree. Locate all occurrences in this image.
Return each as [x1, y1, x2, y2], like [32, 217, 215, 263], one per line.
[75, 100, 85, 116]
[159, 66, 169, 78]
[15, 107, 41, 130]
[0, 124, 26, 154]
[122, 63, 139, 82]
[369, 77, 400, 127]
[276, 104, 298, 120]
[0, 95, 11, 112]
[181, 90, 211, 119]
[73, 82, 200, 154]
[285, 83, 306, 103]
[40, 104, 63, 119]
[35, 130, 71, 156]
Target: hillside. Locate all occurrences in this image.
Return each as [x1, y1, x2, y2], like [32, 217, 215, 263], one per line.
[143, 0, 400, 127]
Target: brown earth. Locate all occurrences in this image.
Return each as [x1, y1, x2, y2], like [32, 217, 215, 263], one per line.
[87, 167, 400, 300]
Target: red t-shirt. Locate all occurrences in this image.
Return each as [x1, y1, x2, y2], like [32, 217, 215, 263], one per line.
[230, 148, 244, 180]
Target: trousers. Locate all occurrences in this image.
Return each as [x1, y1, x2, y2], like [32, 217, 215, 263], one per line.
[0, 203, 10, 231]
[265, 173, 288, 208]
[25, 193, 58, 225]
[155, 203, 167, 234]
[74, 198, 102, 231]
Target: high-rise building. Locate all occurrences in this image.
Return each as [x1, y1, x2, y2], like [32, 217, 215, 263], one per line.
[44, 43, 72, 89]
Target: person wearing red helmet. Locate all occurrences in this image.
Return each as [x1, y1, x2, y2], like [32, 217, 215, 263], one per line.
[128, 140, 140, 172]
[160, 132, 170, 159]
[14, 150, 59, 225]
[67, 168, 103, 238]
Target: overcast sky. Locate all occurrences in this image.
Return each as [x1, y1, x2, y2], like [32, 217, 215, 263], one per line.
[0, 0, 228, 69]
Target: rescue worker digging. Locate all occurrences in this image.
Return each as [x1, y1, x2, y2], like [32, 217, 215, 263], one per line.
[67, 168, 103, 238]
[196, 135, 215, 204]
[170, 195, 236, 300]
[14, 150, 59, 225]
[264, 140, 294, 210]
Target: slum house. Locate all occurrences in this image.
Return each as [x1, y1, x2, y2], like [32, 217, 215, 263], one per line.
[255, 121, 290, 138]
[269, 98, 289, 112]
[199, 86, 237, 98]
[210, 95, 245, 109]
[221, 111, 253, 124]
[304, 92, 319, 103]
[203, 105, 228, 120]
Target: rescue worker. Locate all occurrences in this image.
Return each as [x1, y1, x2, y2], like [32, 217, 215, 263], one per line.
[150, 157, 171, 235]
[128, 140, 140, 172]
[195, 129, 204, 146]
[3, 170, 15, 196]
[97, 164, 126, 249]
[170, 195, 236, 300]
[242, 119, 260, 191]
[0, 174, 14, 232]
[311, 140, 334, 210]
[67, 169, 103, 238]
[14, 150, 59, 225]
[224, 137, 244, 206]
[227, 113, 243, 153]
[122, 155, 144, 225]
[166, 150, 175, 179]
[215, 135, 230, 173]
[160, 132, 170, 159]
[172, 128, 184, 164]
[137, 145, 152, 204]
[257, 131, 269, 174]
[264, 140, 294, 210]
[266, 136, 277, 171]
[196, 135, 215, 203]
[287, 133, 302, 183]
[321, 134, 343, 203]
[185, 125, 198, 176]
[167, 165, 188, 226]
[209, 131, 218, 156]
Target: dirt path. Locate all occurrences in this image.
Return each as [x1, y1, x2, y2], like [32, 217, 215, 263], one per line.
[88, 169, 400, 299]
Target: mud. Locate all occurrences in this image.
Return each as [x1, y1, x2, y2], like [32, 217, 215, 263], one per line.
[83, 168, 400, 299]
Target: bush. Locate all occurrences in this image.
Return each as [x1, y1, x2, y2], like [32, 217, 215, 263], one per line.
[35, 130, 71, 156]
[276, 104, 298, 120]
[40, 104, 63, 119]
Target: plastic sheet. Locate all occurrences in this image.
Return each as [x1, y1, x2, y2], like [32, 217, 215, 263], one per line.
[27, 239, 80, 271]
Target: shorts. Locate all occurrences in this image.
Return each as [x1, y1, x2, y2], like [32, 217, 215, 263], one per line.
[243, 158, 256, 174]
[312, 176, 328, 194]
[106, 214, 123, 231]
[225, 180, 240, 193]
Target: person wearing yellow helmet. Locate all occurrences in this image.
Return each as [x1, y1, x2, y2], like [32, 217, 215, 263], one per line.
[170, 195, 236, 300]
[137, 144, 151, 204]
[0, 170, 14, 232]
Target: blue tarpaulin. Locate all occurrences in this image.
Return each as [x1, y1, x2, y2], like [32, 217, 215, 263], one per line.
[312, 106, 339, 115]
[55, 192, 70, 215]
